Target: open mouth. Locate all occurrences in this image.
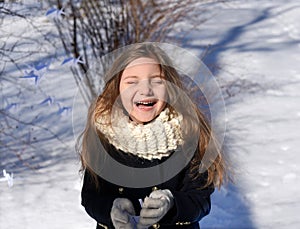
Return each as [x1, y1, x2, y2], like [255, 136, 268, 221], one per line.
[134, 100, 157, 107]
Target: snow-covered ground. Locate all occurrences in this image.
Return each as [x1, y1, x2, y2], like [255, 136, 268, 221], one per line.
[195, 1, 300, 228]
[1, 0, 300, 228]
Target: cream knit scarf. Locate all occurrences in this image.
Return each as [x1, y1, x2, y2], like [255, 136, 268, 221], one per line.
[95, 108, 183, 160]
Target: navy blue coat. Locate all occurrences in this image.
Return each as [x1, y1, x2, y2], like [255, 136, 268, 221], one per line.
[81, 144, 214, 229]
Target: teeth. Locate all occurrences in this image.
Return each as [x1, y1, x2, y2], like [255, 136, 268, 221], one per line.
[135, 101, 156, 106]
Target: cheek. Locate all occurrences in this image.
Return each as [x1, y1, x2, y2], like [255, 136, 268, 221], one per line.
[155, 85, 167, 101]
[155, 86, 167, 111]
[119, 88, 134, 110]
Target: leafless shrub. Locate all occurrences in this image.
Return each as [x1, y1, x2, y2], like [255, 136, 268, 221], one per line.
[52, 0, 223, 104]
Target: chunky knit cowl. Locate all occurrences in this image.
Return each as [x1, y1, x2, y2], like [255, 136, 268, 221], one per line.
[95, 108, 183, 160]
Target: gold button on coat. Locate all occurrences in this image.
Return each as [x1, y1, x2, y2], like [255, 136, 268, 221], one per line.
[118, 187, 124, 194]
[152, 223, 160, 228]
[98, 223, 108, 229]
[152, 186, 158, 191]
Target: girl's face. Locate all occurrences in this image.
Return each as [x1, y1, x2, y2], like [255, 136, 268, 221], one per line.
[119, 57, 167, 124]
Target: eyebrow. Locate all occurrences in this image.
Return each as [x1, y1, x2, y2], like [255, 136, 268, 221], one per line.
[122, 75, 138, 80]
[123, 74, 164, 80]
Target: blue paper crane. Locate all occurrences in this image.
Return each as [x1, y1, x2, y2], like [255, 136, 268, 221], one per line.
[20, 59, 51, 85]
[56, 102, 72, 115]
[40, 96, 55, 106]
[31, 60, 51, 71]
[46, 7, 66, 18]
[61, 56, 85, 66]
[19, 70, 40, 85]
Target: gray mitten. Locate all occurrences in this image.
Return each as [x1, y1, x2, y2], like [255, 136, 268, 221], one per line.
[111, 198, 136, 229]
[137, 189, 174, 229]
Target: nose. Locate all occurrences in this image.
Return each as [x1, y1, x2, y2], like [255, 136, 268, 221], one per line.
[139, 80, 153, 96]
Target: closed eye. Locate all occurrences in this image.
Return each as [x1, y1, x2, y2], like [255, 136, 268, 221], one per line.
[151, 77, 164, 84]
[152, 80, 163, 84]
[125, 81, 138, 84]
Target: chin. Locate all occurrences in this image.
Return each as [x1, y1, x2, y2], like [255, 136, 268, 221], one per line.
[129, 111, 159, 124]
[132, 115, 155, 124]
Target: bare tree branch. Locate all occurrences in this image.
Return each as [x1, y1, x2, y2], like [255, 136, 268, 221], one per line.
[50, 0, 224, 104]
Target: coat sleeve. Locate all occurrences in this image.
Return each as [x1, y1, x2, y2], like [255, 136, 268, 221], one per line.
[81, 170, 115, 226]
[159, 165, 215, 226]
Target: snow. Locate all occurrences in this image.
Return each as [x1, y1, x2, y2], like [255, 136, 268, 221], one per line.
[1, 0, 300, 228]
[190, 1, 300, 228]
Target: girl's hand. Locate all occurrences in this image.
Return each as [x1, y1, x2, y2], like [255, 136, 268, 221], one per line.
[137, 189, 174, 229]
[110, 198, 136, 229]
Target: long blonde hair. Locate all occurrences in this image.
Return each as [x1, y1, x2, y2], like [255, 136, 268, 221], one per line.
[78, 43, 228, 189]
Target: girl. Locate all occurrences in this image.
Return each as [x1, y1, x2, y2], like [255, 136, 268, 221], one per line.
[79, 43, 227, 229]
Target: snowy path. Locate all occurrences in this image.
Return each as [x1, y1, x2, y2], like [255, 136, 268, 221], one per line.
[1, 1, 300, 229]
